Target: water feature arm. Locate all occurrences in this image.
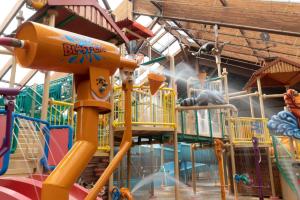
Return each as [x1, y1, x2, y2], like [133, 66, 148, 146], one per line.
[120, 187, 133, 200]
[85, 65, 135, 200]
[0, 88, 20, 157]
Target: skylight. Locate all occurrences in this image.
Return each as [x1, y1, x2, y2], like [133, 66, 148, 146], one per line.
[150, 28, 166, 44]
[162, 41, 181, 56]
[135, 16, 153, 27]
[152, 24, 162, 33]
[152, 32, 176, 52]
[178, 30, 188, 37]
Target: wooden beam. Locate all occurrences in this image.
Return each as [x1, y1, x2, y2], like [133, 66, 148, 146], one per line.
[18, 70, 38, 89]
[102, 0, 111, 11]
[239, 30, 260, 62]
[169, 22, 300, 62]
[133, 0, 300, 37]
[165, 24, 300, 49]
[0, 58, 12, 79]
[0, 0, 25, 35]
[219, 0, 227, 6]
[135, 17, 160, 53]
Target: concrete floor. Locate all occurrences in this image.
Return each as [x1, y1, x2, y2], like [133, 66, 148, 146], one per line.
[133, 182, 272, 200]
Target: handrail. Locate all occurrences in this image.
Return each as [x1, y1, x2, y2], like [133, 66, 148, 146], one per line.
[176, 104, 238, 116]
[49, 99, 74, 107]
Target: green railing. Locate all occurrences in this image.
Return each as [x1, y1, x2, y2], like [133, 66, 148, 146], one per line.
[178, 108, 225, 142]
[272, 136, 300, 195]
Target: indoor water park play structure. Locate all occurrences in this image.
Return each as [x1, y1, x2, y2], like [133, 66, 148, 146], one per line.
[0, 0, 300, 200]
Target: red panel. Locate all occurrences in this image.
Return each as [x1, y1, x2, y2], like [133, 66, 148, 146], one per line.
[0, 176, 102, 200]
[0, 186, 31, 200]
[116, 18, 154, 40]
[0, 115, 6, 167]
[47, 128, 69, 166]
[0, 177, 42, 199]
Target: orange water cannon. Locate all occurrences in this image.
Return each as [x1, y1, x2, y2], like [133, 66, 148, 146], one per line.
[0, 21, 138, 200]
[11, 22, 137, 109]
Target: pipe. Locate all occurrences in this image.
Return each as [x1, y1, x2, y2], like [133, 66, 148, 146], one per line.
[228, 90, 247, 97]
[85, 82, 133, 200]
[0, 37, 25, 48]
[120, 187, 133, 200]
[191, 144, 196, 195]
[229, 92, 258, 100]
[176, 104, 238, 116]
[132, 12, 300, 38]
[263, 94, 284, 99]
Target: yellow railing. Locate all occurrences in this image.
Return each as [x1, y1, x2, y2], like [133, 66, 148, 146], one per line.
[228, 117, 271, 145]
[48, 99, 110, 151]
[98, 114, 110, 152]
[48, 99, 74, 126]
[113, 86, 176, 129]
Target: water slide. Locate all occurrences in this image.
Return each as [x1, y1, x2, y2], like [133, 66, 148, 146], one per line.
[0, 175, 101, 200]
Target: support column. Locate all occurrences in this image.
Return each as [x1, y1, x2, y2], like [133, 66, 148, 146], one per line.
[257, 77, 265, 118]
[148, 44, 152, 60]
[249, 95, 254, 118]
[31, 84, 37, 117]
[9, 11, 24, 88]
[173, 128, 179, 200]
[41, 10, 56, 121]
[170, 54, 179, 200]
[215, 139, 226, 200]
[267, 147, 276, 197]
[161, 143, 165, 186]
[150, 144, 154, 197]
[191, 145, 196, 195]
[108, 76, 115, 200]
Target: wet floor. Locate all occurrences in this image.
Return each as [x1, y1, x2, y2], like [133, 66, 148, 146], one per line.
[133, 183, 272, 200]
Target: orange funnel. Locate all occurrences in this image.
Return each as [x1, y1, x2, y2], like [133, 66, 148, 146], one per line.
[148, 73, 166, 95]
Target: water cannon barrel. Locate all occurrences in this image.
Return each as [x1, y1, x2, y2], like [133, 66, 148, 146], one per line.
[14, 22, 123, 76]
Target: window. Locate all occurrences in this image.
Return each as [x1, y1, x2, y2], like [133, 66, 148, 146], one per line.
[135, 16, 153, 27]
[162, 41, 181, 56]
[152, 32, 176, 52]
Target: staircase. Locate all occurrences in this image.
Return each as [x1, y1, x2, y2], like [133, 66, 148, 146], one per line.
[4, 120, 42, 177]
[272, 136, 300, 197]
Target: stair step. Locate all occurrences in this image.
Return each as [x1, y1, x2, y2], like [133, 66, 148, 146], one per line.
[5, 167, 35, 175]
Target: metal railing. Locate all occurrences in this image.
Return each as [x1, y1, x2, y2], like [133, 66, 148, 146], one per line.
[98, 114, 110, 152]
[48, 99, 74, 126]
[178, 109, 225, 139]
[228, 117, 271, 145]
[47, 99, 110, 151]
[113, 86, 176, 129]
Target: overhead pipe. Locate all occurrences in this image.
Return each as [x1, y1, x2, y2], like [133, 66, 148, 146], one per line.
[263, 94, 284, 99]
[228, 90, 248, 97]
[229, 91, 259, 100]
